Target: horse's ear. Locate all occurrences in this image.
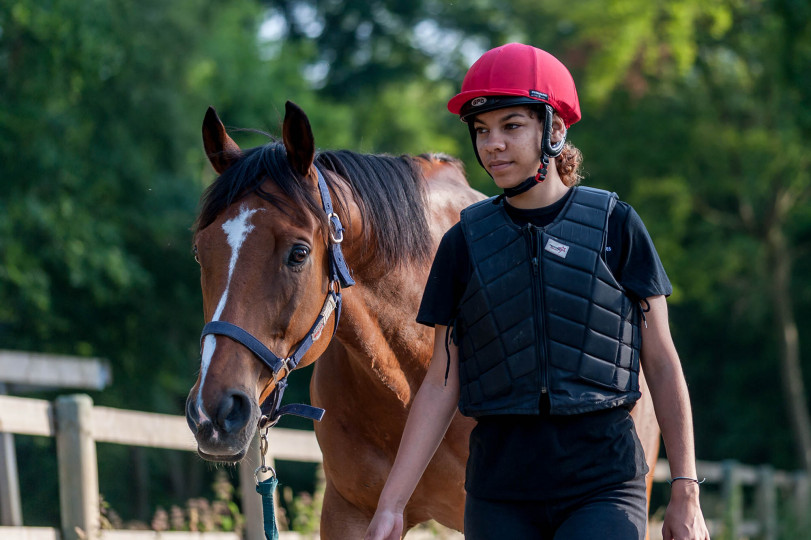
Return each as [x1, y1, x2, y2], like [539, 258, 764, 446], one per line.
[202, 107, 242, 174]
[283, 101, 315, 177]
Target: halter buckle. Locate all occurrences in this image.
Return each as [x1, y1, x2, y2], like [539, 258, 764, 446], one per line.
[327, 212, 344, 244]
[275, 357, 296, 382]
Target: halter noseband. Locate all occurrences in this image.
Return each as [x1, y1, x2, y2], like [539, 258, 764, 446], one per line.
[199, 166, 354, 427]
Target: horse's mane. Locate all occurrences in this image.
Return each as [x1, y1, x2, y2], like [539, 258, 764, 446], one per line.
[195, 140, 434, 269]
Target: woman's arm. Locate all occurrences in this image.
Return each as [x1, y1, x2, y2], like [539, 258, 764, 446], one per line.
[364, 324, 461, 540]
[641, 295, 710, 540]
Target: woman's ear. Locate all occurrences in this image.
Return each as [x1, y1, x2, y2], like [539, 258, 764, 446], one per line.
[551, 113, 567, 144]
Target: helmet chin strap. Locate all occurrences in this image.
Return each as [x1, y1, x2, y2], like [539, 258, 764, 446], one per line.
[501, 105, 566, 198]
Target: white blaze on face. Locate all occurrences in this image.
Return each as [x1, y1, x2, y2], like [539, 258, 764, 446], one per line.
[196, 204, 263, 421]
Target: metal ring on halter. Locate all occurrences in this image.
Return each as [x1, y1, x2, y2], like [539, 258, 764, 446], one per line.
[327, 213, 344, 244]
[258, 414, 281, 430]
[254, 463, 277, 484]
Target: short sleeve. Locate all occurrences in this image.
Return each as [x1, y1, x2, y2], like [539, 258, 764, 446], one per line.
[416, 223, 471, 327]
[605, 202, 672, 300]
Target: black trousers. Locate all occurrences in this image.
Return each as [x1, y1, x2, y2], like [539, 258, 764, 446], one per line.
[463, 476, 647, 540]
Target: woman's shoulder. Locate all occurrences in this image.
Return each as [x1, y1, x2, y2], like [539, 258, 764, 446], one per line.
[608, 197, 646, 231]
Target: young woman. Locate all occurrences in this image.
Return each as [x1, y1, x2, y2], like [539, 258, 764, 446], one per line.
[365, 43, 709, 540]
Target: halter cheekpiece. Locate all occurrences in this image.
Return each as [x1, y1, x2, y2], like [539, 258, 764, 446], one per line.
[199, 166, 354, 427]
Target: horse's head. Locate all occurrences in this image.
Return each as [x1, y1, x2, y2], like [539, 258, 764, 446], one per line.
[185, 103, 346, 461]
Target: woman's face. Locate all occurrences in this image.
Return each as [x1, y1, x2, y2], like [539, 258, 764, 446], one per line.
[472, 106, 543, 189]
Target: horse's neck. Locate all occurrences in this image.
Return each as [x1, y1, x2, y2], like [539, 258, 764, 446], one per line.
[324, 158, 481, 405]
[334, 265, 434, 405]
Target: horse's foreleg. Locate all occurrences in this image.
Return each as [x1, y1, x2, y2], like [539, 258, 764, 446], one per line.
[320, 480, 375, 540]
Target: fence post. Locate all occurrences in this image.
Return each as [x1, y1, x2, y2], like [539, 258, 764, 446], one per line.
[722, 460, 742, 540]
[792, 471, 810, 532]
[240, 433, 264, 540]
[756, 465, 776, 540]
[55, 394, 100, 540]
[0, 383, 23, 526]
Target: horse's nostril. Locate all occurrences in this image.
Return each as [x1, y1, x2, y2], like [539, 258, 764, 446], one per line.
[185, 396, 201, 433]
[215, 390, 251, 434]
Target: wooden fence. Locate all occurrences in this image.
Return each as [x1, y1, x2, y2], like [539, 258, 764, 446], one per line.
[0, 350, 113, 528]
[650, 458, 810, 539]
[0, 393, 808, 540]
[0, 394, 316, 540]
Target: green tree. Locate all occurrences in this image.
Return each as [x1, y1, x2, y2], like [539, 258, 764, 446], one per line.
[0, 0, 330, 522]
[531, 0, 811, 469]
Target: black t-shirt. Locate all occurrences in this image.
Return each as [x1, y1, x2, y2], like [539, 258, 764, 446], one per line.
[417, 189, 671, 501]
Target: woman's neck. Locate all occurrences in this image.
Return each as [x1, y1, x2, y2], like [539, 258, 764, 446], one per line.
[505, 167, 569, 209]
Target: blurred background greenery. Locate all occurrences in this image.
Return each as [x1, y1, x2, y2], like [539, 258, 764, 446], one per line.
[1, 0, 809, 530]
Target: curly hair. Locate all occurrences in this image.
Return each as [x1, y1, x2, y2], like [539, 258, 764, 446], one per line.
[555, 141, 583, 187]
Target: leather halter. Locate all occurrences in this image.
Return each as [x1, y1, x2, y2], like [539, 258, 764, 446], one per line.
[200, 166, 355, 427]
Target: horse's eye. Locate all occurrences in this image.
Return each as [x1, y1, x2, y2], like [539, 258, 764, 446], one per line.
[193, 245, 200, 264]
[288, 245, 310, 266]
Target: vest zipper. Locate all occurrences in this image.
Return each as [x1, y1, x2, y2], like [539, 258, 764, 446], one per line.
[527, 227, 548, 396]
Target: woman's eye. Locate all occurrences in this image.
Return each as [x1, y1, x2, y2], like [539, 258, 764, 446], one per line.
[288, 245, 310, 266]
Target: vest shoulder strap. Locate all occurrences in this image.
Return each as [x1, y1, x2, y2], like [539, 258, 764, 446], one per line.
[548, 186, 618, 252]
[459, 196, 514, 258]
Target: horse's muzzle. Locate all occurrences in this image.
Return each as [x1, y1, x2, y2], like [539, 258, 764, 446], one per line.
[185, 389, 259, 461]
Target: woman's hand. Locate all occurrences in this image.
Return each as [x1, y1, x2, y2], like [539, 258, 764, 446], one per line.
[364, 508, 404, 540]
[661, 481, 710, 540]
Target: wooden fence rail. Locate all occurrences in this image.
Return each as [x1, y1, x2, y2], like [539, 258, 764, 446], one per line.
[650, 458, 809, 539]
[0, 394, 313, 540]
[0, 394, 808, 539]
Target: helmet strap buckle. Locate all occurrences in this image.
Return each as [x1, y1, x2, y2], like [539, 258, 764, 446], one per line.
[534, 155, 550, 183]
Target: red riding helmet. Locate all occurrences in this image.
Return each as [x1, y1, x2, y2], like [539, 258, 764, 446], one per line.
[448, 43, 581, 127]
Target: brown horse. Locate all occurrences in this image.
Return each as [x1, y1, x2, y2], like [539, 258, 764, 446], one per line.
[185, 101, 660, 538]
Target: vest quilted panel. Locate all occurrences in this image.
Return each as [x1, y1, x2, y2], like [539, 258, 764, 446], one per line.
[456, 187, 641, 417]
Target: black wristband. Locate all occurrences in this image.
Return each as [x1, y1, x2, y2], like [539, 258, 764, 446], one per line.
[667, 477, 706, 486]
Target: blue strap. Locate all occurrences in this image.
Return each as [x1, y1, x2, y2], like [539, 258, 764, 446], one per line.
[259, 379, 325, 424]
[259, 379, 288, 419]
[277, 403, 325, 422]
[256, 477, 280, 540]
[315, 168, 355, 288]
[200, 321, 285, 374]
[201, 290, 340, 376]
[283, 289, 342, 372]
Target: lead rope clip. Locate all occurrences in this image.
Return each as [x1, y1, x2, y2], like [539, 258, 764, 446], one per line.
[254, 426, 276, 484]
[254, 425, 280, 540]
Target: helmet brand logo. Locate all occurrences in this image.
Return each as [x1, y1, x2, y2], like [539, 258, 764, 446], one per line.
[530, 90, 549, 101]
[471, 97, 488, 107]
[544, 238, 569, 258]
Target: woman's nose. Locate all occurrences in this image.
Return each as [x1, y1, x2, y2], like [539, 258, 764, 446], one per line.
[480, 131, 506, 153]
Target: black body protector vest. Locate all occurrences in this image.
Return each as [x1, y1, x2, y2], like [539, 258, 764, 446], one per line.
[455, 186, 642, 417]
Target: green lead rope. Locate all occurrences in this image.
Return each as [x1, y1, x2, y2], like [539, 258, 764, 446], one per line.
[256, 476, 280, 540]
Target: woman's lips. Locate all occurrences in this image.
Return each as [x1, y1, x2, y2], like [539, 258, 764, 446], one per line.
[488, 160, 511, 172]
